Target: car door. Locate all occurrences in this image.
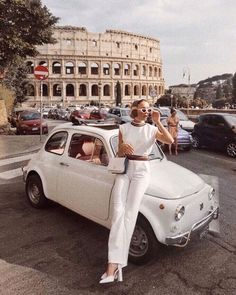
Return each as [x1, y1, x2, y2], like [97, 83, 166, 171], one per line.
[56, 132, 115, 221]
[204, 115, 227, 148]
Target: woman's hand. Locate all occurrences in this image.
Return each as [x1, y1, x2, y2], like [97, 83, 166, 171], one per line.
[120, 143, 134, 155]
[151, 110, 161, 125]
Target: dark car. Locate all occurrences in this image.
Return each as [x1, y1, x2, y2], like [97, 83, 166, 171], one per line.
[192, 113, 236, 157]
[16, 111, 48, 135]
[106, 107, 132, 124]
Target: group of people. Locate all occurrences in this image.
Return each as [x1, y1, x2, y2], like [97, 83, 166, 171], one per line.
[99, 99, 176, 284]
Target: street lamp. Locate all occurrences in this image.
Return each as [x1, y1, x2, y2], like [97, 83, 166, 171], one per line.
[183, 66, 191, 116]
[98, 81, 102, 110]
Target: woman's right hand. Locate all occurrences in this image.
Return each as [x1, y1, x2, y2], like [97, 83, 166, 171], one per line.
[120, 143, 134, 155]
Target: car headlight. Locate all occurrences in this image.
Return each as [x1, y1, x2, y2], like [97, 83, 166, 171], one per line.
[208, 188, 215, 200]
[175, 205, 185, 221]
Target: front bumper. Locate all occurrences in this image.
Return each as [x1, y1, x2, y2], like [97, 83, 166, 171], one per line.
[165, 206, 219, 247]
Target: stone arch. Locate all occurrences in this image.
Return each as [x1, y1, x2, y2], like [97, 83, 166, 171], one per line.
[142, 65, 146, 76]
[78, 62, 87, 75]
[91, 84, 98, 96]
[103, 84, 110, 96]
[114, 63, 120, 75]
[26, 61, 34, 74]
[142, 85, 147, 96]
[103, 63, 110, 75]
[66, 84, 74, 96]
[53, 84, 62, 96]
[134, 85, 140, 96]
[91, 62, 99, 75]
[133, 64, 139, 76]
[154, 67, 158, 77]
[52, 61, 61, 74]
[149, 66, 153, 77]
[124, 64, 130, 76]
[39, 61, 47, 67]
[149, 85, 153, 95]
[125, 84, 131, 96]
[79, 84, 87, 96]
[42, 84, 48, 96]
[158, 68, 162, 77]
[65, 61, 74, 74]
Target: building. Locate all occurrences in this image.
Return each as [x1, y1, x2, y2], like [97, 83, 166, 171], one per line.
[25, 26, 165, 106]
[169, 84, 197, 100]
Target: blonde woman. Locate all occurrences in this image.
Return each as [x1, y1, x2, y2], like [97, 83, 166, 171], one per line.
[99, 99, 173, 284]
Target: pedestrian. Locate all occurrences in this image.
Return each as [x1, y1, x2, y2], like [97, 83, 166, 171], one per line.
[99, 99, 173, 284]
[167, 108, 179, 155]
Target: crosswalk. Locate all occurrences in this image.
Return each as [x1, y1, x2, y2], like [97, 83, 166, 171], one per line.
[0, 154, 33, 181]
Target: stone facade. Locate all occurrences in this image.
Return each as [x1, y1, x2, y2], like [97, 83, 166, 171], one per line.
[0, 100, 8, 126]
[25, 26, 165, 106]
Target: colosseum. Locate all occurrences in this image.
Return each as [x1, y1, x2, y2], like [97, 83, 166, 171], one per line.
[25, 26, 165, 106]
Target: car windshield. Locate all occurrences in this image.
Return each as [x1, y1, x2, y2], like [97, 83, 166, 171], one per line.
[120, 109, 131, 116]
[225, 115, 236, 127]
[21, 112, 40, 121]
[176, 110, 188, 121]
[110, 135, 164, 160]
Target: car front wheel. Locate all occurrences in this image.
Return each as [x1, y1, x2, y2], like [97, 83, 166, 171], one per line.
[26, 174, 49, 208]
[129, 215, 159, 265]
[226, 142, 236, 157]
[192, 135, 201, 148]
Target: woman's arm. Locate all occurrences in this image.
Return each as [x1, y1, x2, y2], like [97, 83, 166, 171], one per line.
[152, 111, 174, 144]
[117, 130, 134, 157]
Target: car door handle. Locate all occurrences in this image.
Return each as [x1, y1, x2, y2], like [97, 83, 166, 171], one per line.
[59, 162, 69, 167]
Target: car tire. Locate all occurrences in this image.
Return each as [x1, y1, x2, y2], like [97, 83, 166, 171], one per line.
[226, 142, 236, 158]
[26, 174, 49, 209]
[192, 135, 201, 149]
[128, 214, 159, 265]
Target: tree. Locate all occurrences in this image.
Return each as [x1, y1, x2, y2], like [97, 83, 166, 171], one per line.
[232, 72, 236, 104]
[215, 84, 223, 100]
[0, 0, 58, 71]
[115, 81, 122, 106]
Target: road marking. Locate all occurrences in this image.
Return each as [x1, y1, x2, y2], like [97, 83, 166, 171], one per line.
[0, 168, 23, 180]
[0, 154, 32, 167]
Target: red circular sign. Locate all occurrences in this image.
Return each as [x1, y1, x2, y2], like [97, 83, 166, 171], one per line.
[34, 65, 49, 80]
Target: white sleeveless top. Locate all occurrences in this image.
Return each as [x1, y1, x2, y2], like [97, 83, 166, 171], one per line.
[119, 122, 158, 156]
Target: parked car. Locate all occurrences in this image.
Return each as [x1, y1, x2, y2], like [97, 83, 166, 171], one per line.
[70, 109, 90, 123]
[23, 123, 218, 264]
[8, 107, 37, 127]
[155, 107, 195, 133]
[16, 111, 48, 135]
[106, 107, 132, 124]
[89, 109, 108, 120]
[192, 113, 236, 157]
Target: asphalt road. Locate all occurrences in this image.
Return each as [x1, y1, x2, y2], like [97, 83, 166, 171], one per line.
[0, 148, 235, 295]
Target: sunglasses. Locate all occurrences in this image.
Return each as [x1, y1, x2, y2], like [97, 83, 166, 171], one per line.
[139, 107, 152, 113]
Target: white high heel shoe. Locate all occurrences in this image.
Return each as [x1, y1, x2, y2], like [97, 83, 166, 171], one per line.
[99, 265, 123, 284]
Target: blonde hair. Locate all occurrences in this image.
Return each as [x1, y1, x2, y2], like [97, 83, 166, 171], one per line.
[130, 99, 149, 118]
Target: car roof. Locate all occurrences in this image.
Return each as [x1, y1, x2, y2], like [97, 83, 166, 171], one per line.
[199, 112, 235, 117]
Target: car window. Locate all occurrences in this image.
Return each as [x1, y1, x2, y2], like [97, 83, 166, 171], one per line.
[120, 109, 131, 116]
[212, 116, 226, 127]
[110, 135, 163, 160]
[21, 112, 41, 121]
[68, 134, 109, 166]
[45, 131, 68, 155]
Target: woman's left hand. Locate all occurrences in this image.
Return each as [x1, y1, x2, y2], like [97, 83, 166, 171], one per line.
[151, 110, 161, 124]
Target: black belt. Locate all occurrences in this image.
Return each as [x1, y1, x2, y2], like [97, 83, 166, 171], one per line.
[126, 155, 149, 161]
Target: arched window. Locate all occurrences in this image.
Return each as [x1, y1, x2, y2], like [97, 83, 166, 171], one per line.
[134, 85, 139, 96]
[133, 65, 139, 76]
[154, 67, 158, 77]
[52, 61, 61, 74]
[142, 65, 146, 76]
[103, 63, 110, 75]
[149, 85, 153, 96]
[24, 84, 35, 96]
[103, 84, 110, 96]
[92, 40, 97, 47]
[26, 61, 34, 74]
[42, 84, 48, 96]
[53, 84, 61, 96]
[65, 61, 74, 74]
[91, 84, 98, 96]
[39, 61, 47, 67]
[114, 63, 120, 75]
[124, 64, 130, 76]
[78, 62, 87, 75]
[149, 66, 153, 77]
[142, 85, 147, 96]
[79, 84, 87, 96]
[66, 84, 74, 96]
[158, 68, 161, 77]
[125, 85, 130, 96]
[91, 62, 99, 75]
[154, 85, 158, 95]
[159, 85, 162, 95]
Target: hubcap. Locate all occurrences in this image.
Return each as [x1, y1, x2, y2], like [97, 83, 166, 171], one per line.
[28, 183, 40, 204]
[129, 225, 148, 257]
[192, 137, 199, 148]
[227, 143, 236, 157]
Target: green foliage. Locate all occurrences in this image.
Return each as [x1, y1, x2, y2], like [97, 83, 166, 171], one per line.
[198, 73, 233, 86]
[115, 81, 122, 106]
[215, 84, 223, 100]
[0, 0, 59, 70]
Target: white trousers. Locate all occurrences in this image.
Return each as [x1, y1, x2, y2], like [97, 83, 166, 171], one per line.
[108, 160, 150, 267]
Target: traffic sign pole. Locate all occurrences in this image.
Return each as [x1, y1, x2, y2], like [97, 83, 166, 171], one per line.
[40, 80, 43, 141]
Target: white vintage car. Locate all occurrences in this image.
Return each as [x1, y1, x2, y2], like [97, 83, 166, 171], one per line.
[23, 122, 219, 264]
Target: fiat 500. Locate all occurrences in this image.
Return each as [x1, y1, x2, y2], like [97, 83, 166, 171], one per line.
[23, 123, 219, 264]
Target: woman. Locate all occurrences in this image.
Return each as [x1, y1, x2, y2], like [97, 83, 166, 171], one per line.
[99, 99, 173, 284]
[167, 108, 179, 155]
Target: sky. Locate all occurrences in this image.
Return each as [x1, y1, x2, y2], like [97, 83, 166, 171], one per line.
[42, 0, 236, 87]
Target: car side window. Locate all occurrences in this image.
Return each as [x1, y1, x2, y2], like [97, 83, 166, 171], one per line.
[68, 134, 109, 166]
[213, 116, 226, 127]
[45, 131, 68, 155]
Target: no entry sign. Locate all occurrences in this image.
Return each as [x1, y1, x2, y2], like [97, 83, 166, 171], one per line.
[34, 65, 49, 80]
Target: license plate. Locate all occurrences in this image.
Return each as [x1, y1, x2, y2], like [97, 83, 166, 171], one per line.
[32, 127, 39, 131]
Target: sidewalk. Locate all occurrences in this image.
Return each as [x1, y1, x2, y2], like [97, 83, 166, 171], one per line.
[0, 134, 47, 159]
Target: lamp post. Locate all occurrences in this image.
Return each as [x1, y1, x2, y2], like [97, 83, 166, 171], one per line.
[183, 66, 191, 116]
[98, 81, 102, 110]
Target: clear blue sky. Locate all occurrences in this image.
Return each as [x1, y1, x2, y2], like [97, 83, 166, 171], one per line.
[42, 0, 236, 86]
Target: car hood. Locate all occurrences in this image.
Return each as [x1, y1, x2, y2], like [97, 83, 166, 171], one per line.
[179, 120, 195, 130]
[147, 160, 205, 199]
